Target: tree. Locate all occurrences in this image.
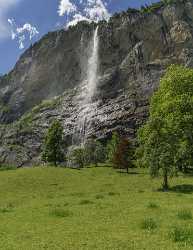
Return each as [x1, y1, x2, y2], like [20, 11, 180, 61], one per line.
[94, 141, 107, 166]
[42, 120, 64, 166]
[68, 147, 85, 169]
[113, 137, 134, 173]
[84, 138, 106, 167]
[107, 132, 120, 164]
[137, 65, 193, 190]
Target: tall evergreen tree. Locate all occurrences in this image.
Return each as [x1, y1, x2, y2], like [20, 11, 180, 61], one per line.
[42, 120, 64, 166]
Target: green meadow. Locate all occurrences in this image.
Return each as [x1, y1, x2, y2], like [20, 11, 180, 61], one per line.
[0, 166, 193, 249]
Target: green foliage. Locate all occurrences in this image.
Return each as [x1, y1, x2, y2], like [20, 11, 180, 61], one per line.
[0, 203, 14, 213]
[1, 105, 11, 114]
[140, 0, 178, 14]
[107, 132, 121, 163]
[16, 96, 62, 132]
[113, 137, 134, 173]
[141, 218, 158, 231]
[68, 139, 106, 168]
[140, 2, 163, 13]
[177, 209, 192, 220]
[79, 199, 94, 205]
[137, 65, 193, 190]
[42, 120, 64, 166]
[84, 138, 106, 166]
[0, 165, 17, 171]
[169, 226, 193, 243]
[50, 208, 72, 218]
[147, 202, 159, 209]
[32, 98, 61, 114]
[68, 147, 85, 169]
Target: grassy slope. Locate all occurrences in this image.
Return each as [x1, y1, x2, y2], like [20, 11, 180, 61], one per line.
[0, 167, 193, 249]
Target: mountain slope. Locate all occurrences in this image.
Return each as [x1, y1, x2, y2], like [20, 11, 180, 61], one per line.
[1, 0, 193, 166]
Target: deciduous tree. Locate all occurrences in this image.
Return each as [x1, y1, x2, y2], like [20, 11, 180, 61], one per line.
[137, 65, 193, 190]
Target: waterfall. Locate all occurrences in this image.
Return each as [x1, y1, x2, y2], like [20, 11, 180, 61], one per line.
[86, 26, 99, 102]
[73, 26, 99, 146]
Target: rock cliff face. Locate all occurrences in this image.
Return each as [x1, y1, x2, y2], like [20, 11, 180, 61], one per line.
[1, 0, 193, 166]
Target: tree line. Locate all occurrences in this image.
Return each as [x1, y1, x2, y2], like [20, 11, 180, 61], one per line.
[42, 123, 134, 173]
[42, 65, 193, 191]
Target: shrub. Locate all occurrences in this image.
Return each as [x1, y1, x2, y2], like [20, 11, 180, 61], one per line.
[95, 194, 104, 199]
[169, 226, 193, 243]
[50, 208, 72, 218]
[147, 202, 159, 209]
[177, 209, 192, 220]
[79, 200, 94, 205]
[0, 203, 14, 213]
[141, 218, 158, 231]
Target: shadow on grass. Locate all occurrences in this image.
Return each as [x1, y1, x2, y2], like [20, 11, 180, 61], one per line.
[169, 185, 193, 194]
[0, 166, 17, 171]
[117, 170, 140, 175]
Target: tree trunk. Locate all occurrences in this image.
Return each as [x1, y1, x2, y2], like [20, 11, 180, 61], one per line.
[163, 171, 169, 191]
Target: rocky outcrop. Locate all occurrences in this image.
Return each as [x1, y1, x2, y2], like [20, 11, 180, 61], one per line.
[1, 0, 193, 166]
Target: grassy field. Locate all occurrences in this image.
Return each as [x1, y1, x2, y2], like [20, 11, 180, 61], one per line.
[0, 167, 193, 249]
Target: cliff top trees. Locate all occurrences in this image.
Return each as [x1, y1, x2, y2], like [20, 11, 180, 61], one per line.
[42, 120, 64, 166]
[137, 65, 193, 190]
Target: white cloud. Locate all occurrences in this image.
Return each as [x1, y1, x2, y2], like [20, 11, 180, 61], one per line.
[58, 0, 77, 16]
[8, 19, 39, 50]
[58, 0, 111, 28]
[0, 0, 21, 39]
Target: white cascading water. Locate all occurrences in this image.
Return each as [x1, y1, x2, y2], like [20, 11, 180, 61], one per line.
[73, 26, 99, 145]
[86, 25, 99, 102]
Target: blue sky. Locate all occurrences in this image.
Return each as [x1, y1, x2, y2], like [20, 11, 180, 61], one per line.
[0, 0, 158, 75]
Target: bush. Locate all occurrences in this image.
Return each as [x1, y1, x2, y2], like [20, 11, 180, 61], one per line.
[177, 209, 192, 220]
[68, 147, 85, 169]
[169, 226, 193, 243]
[79, 200, 94, 205]
[50, 208, 72, 218]
[141, 218, 158, 231]
[147, 202, 159, 209]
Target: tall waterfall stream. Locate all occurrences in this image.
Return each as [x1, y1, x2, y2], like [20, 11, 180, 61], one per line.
[72, 26, 99, 146]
